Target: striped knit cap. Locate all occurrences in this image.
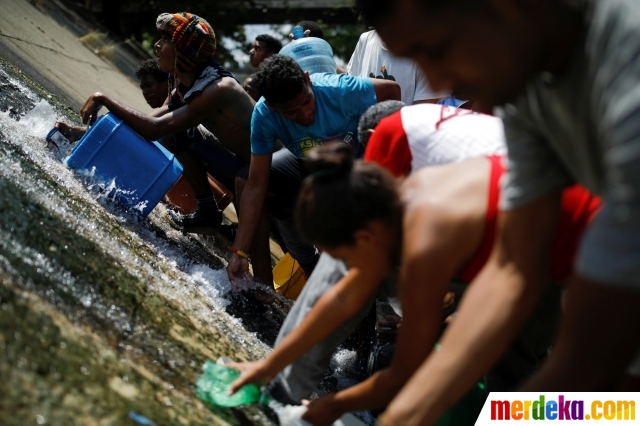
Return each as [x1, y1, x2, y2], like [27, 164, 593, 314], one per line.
[156, 12, 216, 74]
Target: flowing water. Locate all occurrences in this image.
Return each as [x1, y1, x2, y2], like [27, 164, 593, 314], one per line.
[0, 58, 374, 426]
[0, 62, 292, 425]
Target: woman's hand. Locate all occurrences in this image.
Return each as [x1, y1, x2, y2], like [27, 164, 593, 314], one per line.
[227, 359, 275, 395]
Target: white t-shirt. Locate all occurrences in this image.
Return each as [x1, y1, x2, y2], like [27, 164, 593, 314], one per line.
[364, 103, 507, 177]
[347, 30, 446, 104]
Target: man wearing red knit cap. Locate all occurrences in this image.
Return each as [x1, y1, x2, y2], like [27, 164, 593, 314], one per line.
[79, 13, 275, 284]
[155, 12, 217, 76]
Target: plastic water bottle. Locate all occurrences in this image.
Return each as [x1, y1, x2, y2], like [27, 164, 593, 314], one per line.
[45, 127, 71, 161]
[280, 37, 336, 74]
[291, 25, 305, 40]
[196, 360, 268, 407]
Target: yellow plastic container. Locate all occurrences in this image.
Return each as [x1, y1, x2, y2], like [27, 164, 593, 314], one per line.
[273, 253, 307, 300]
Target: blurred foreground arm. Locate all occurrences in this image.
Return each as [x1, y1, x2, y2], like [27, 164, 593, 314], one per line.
[379, 192, 561, 426]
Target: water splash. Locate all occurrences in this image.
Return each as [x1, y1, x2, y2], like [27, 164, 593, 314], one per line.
[0, 98, 243, 317]
[0, 62, 320, 425]
[19, 99, 59, 138]
[0, 65, 274, 369]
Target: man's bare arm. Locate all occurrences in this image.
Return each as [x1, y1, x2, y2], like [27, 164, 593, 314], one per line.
[80, 80, 229, 140]
[380, 191, 562, 426]
[370, 78, 401, 102]
[228, 267, 384, 393]
[226, 153, 272, 282]
[149, 104, 171, 118]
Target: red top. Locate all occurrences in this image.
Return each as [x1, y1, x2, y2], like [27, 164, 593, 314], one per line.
[458, 155, 602, 282]
[364, 111, 413, 178]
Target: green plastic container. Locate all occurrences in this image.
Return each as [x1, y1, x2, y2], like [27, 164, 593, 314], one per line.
[435, 381, 485, 426]
[196, 361, 267, 408]
[433, 344, 486, 426]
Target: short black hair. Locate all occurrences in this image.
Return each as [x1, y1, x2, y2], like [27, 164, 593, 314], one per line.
[296, 20, 325, 39]
[358, 100, 405, 148]
[253, 55, 306, 104]
[135, 59, 168, 82]
[255, 34, 283, 54]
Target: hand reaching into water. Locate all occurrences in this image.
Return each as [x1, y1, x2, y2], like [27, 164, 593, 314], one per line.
[226, 253, 251, 284]
[302, 394, 344, 426]
[227, 359, 275, 395]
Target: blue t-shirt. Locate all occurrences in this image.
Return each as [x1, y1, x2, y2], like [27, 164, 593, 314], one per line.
[250, 73, 377, 158]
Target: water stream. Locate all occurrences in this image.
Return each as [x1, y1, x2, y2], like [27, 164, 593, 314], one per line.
[0, 62, 288, 425]
[0, 58, 372, 425]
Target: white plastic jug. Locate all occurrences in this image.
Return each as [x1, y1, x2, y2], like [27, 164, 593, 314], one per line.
[279, 38, 336, 74]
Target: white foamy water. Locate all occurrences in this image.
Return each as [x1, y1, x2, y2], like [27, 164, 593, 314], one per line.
[0, 73, 272, 358]
[0, 70, 370, 425]
[20, 99, 59, 138]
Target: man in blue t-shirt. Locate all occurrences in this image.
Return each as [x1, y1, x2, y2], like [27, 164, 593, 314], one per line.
[227, 55, 400, 283]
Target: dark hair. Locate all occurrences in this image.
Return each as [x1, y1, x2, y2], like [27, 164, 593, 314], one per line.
[135, 59, 169, 82]
[253, 55, 306, 104]
[255, 34, 283, 54]
[358, 100, 405, 148]
[296, 144, 402, 248]
[296, 20, 325, 39]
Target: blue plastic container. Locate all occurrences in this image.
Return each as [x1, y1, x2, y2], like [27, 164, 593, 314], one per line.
[279, 38, 336, 74]
[291, 25, 305, 40]
[66, 112, 183, 218]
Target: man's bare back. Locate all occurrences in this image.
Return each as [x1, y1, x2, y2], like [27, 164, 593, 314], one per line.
[197, 76, 254, 163]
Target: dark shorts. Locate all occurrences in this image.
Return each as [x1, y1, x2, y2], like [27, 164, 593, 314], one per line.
[163, 125, 249, 195]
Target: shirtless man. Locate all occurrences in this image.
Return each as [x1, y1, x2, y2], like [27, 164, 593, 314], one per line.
[77, 13, 272, 284]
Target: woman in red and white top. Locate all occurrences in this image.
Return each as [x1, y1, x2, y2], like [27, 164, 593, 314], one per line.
[363, 102, 506, 177]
